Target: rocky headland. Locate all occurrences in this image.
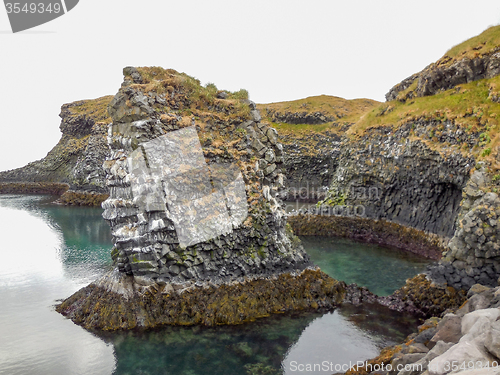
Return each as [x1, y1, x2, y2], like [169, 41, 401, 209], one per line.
[3, 22, 500, 375]
[0, 96, 112, 205]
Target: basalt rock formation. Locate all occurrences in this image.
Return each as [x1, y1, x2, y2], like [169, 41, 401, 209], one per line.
[346, 284, 500, 375]
[321, 25, 500, 291]
[257, 96, 379, 202]
[56, 67, 345, 330]
[0, 96, 112, 205]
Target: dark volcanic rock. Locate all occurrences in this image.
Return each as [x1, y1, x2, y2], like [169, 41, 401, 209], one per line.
[322, 121, 475, 239]
[280, 131, 342, 202]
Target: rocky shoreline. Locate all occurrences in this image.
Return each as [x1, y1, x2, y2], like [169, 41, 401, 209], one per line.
[287, 210, 448, 260]
[346, 283, 500, 375]
[0, 96, 112, 205]
[0, 181, 69, 196]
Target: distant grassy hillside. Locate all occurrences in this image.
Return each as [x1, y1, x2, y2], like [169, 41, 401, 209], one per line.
[257, 95, 380, 135]
[443, 25, 500, 63]
[350, 75, 500, 170]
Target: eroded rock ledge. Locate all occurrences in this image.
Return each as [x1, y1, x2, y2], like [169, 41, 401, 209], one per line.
[288, 213, 447, 260]
[56, 268, 344, 330]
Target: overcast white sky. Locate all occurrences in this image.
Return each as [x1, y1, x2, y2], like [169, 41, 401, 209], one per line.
[0, 0, 500, 172]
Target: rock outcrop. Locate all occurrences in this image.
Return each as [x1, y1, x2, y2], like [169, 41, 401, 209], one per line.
[279, 130, 342, 202]
[323, 120, 475, 238]
[386, 26, 500, 101]
[56, 67, 346, 330]
[257, 96, 379, 202]
[386, 52, 500, 101]
[0, 96, 112, 204]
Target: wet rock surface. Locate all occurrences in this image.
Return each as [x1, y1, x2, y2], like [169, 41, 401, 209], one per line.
[56, 268, 345, 330]
[343, 274, 466, 319]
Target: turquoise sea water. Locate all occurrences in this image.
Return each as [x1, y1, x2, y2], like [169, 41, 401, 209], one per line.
[0, 195, 426, 375]
[299, 236, 430, 296]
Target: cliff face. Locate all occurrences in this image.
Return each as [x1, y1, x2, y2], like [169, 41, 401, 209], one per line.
[257, 96, 380, 202]
[57, 67, 345, 330]
[325, 121, 474, 238]
[103, 67, 311, 280]
[0, 96, 112, 201]
[321, 25, 500, 291]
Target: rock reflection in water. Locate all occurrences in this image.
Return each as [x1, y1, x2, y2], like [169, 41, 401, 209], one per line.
[97, 305, 417, 375]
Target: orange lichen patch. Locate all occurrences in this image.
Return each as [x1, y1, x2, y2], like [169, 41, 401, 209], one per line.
[345, 345, 402, 375]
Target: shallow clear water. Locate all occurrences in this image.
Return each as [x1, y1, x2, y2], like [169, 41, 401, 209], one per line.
[299, 236, 430, 296]
[0, 195, 423, 375]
